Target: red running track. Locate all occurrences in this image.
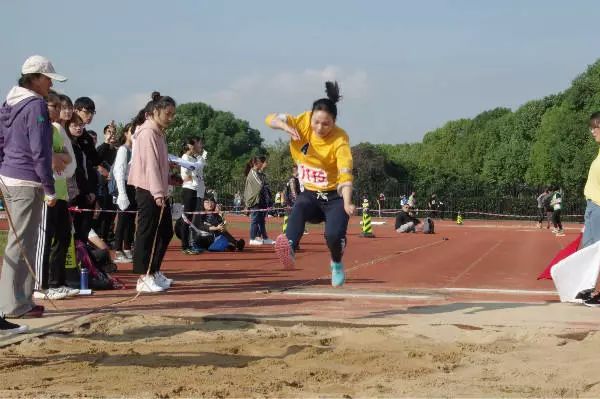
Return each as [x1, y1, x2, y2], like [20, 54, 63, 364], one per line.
[20, 216, 574, 323]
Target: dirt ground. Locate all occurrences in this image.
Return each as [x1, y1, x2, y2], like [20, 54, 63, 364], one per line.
[1, 313, 600, 398]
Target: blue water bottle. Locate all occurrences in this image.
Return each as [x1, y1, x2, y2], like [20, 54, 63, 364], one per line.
[80, 268, 89, 290]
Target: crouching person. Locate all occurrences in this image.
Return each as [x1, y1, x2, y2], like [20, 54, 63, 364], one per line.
[195, 196, 245, 251]
[395, 204, 422, 233]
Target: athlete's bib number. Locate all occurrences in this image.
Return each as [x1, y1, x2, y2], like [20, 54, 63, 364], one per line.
[298, 163, 328, 188]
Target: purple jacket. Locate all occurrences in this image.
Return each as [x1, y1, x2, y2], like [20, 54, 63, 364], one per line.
[0, 89, 55, 195]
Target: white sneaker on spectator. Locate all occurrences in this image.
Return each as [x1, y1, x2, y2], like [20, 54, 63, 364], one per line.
[123, 249, 133, 259]
[33, 289, 68, 300]
[0, 317, 28, 335]
[154, 272, 173, 289]
[114, 251, 130, 263]
[262, 238, 275, 245]
[57, 286, 80, 297]
[249, 239, 264, 246]
[136, 275, 165, 293]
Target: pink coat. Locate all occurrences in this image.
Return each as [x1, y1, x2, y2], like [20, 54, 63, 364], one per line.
[127, 119, 170, 199]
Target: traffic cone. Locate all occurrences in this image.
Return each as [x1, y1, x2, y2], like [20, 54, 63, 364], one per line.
[361, 208, 375, 238]
[456, 212, 463, 225]
[282, 215, 288, 233]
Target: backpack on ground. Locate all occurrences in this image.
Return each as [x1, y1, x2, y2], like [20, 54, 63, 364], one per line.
[423, 217, 435, 234]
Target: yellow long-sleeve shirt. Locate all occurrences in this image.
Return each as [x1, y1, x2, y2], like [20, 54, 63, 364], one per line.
[266, 111, 353, 193]
[584, 148, 600, 205]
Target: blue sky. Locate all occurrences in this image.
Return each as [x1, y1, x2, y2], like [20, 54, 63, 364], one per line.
[1, 0, 597, 145]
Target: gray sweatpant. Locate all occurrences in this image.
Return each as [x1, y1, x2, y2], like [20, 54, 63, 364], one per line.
[0, 186, 43, 317]
[396, 221, 416, 233]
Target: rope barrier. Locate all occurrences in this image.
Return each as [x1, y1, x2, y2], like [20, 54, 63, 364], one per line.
[17, 205, 580, 220]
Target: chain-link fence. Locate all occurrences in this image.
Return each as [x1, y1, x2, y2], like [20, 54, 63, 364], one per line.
[181, 179, 585, 222]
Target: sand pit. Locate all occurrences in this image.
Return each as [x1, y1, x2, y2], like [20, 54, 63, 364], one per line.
[1, 313, 600, 398]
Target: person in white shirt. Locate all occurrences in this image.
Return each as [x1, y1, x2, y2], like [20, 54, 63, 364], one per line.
[179, 137, 207, 254]
[113, 124, 136, 262]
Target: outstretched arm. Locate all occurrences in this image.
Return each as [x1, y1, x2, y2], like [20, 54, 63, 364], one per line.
[265, 113, 300, 141]
[340, 185, 355, 217]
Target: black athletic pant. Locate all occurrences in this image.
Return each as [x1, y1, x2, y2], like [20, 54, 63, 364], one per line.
[181, 188, 201, 249]
[97, 191, 116, 242]
[114, 185, 137, 251]
[537, 208, 545, 224]
[285, 190, 349, 263]
[34, 200, 71, 290]
[133, 188, 173, 274]
[552, 209, 563, 230]
[71, 194, 94, 242]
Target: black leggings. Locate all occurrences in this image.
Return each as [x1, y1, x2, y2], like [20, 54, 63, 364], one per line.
[180, 188, 201, 249]
[114, 185, 137, 251]
[71, 194, 94, 242]
[97, 192, 115, 242]
[537, 208, 545, 224]
[552, 209, 563, 230]
[285, 190, 349, 263]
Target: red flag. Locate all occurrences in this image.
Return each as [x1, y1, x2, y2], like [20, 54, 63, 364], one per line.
[537, 233, 583, 280]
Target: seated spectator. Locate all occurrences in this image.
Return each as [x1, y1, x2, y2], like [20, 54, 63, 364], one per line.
[87, 229, 118, 273]
[395, 204, 422, 233]
[193, 196, 245, 251]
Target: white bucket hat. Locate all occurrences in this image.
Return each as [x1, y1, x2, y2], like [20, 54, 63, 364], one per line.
[21, 55, 67, 82]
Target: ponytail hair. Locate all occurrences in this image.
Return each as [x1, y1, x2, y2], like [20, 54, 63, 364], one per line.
[130, 91, 161, 130]
[311, 81, 342, 120]
[149, 91, 176, 113]
[244, 155, 267, 176]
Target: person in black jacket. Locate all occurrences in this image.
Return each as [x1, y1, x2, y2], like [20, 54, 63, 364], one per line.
[71, 97, 104, 243]
[65, 113, 98, 242]
[94, 122, 119, 242]
[193, 196, 245, 251]
[395, 204, 422, 233]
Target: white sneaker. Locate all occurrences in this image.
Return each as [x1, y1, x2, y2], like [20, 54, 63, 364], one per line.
[0, 317, 28, 335]
[114, 251, 130, 263]
[33, 289, 68, 300]
[262, 238, 275, 245]
[154, 272, 173, 289]
[57, 286, 80, 297]
[249, 239, 264, 246]
[136, 275, 165, 293]
[123, 249, 133, 259]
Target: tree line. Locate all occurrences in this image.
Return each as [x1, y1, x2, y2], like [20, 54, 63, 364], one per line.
[164, 59, 600, 215]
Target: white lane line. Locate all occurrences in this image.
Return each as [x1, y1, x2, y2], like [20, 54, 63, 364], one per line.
[283, 291, 434, 300]
[440, 287, 557, 295]
[447, 240, 504, 286]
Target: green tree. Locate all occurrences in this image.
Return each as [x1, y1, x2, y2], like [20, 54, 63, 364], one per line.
[166, 102, 266, 189]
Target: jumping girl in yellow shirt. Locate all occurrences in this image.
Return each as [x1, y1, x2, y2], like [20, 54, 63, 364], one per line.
[266, 81, 355, 287]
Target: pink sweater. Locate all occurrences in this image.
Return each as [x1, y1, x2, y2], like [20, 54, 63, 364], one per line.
[127, 119, 170, 199]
